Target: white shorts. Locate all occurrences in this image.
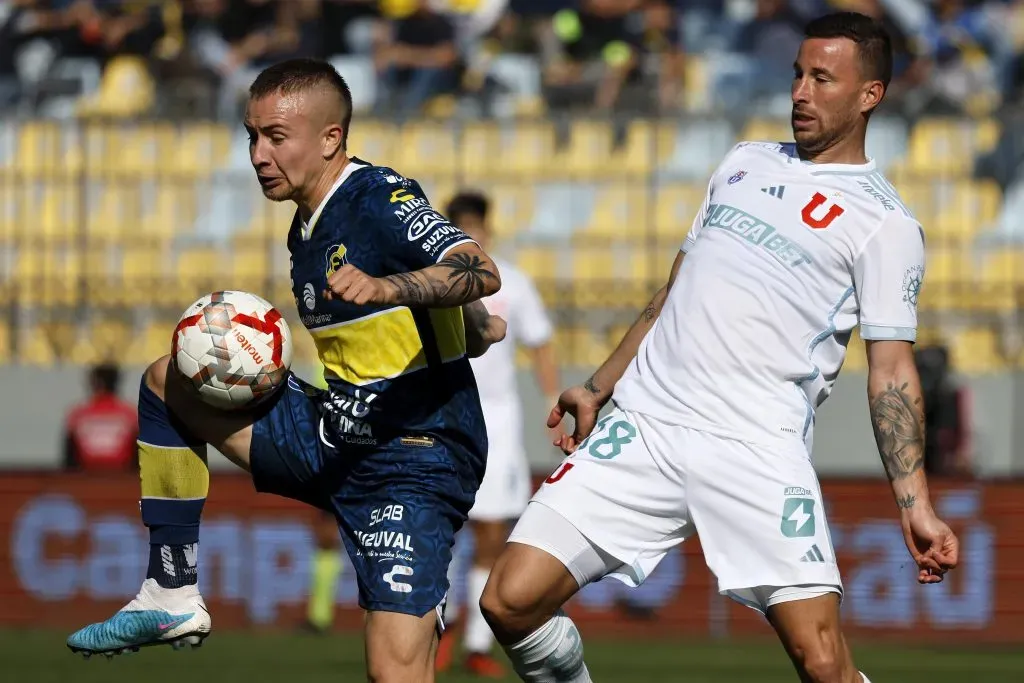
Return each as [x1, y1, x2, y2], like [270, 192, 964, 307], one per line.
[468, 397, 532, 522]
[510, 406, 842, 614]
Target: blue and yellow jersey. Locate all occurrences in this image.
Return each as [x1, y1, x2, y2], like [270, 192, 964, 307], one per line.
[287, 160, 486, 464]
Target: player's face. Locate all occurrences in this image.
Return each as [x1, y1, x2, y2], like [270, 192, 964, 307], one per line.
[244, 92, 323, 202]
[791, 37, 875, 155]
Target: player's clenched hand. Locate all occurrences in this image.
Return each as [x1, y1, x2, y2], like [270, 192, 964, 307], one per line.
[324, 264, 393, 306]
[547, 385, 602, 455]
[901, 508, 959, 584]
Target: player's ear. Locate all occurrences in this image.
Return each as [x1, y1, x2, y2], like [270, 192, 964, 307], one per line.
[322, 123, 344, 160]
[860, 79, 884, 115]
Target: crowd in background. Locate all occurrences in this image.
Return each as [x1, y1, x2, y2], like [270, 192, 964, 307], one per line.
[1, 0, 1024, 120]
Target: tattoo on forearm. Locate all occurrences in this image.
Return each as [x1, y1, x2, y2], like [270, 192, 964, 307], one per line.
[896, 493, 916, 510]
[384, 253, 497, 307]
[388, 271, 427, 305]
[641, 304, 657, 323]
[438, 252, 496, 301]
[583, 376, 601, 395]
[869, 381, 925, 481]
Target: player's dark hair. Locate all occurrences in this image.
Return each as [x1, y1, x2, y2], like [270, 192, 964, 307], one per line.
[249, 58, 353, 150]
[446, 191, 490, 224]
[804, 11, 892, 90]
[91, 363, 120, 394]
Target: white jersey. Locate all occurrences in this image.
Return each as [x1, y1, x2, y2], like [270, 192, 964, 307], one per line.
[470, 257, 554, 404]
[614, 141, 925, 450]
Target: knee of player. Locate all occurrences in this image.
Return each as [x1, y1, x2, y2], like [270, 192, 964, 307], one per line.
[479, 568, 542, 635]
[365, 645, 430, 683]
[143, 355, 172, 398]
[792, 631, 848, 683]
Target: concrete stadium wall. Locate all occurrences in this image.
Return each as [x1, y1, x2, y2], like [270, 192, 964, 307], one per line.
[0, 366, 1019, 476]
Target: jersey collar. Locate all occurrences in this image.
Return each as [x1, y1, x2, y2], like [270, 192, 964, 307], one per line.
[780, 142, 876, 175]
[301, 159, 368, 241]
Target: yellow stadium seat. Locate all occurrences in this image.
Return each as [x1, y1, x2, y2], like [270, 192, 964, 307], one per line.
[975, 250, 1024, 313]
[246, 193, 296, 236]
[572, 249, 623, 307]
[949, 327, 1003, 373]
[13, 121, 61, 176]
[16, 324, 57, 366]
[739, 119, 791, 144]
[76, 56, 155, 118]
[683, 56, 709, 112]
[557, 121, 614, 180]
[919, 249, 973, 311]
[395, 122, 458, 177]
[581, 184, 651, 243]
[654, 183, 705, 244]
[620, 121, 675, 178]
[87, 183, 145, 244]
[507, 123, 557, 179]
[229, 245, 273, 294]
[896, 118, 1000, 178]
[142, 183, 197, 243]
[170, 123, 230, 176]
[515, 246, 559, 300]
[0, 320, 9, 364]
[348, 120, 399, 168]
[888, 180, 934, 232]
[120, 245, 168, 306]
[487, 185, 534, 241]
[553, 325, 612, 369]
[930, 180, 1002, 244]
[174, 245, 230, 302]
[458, 122, 501, 179]
[125, 321, 172, 366]
[38, 182, 82, 244]
[12, 248, 80, 307]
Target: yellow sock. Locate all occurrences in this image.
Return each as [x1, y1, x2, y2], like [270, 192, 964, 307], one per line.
[307, 549, 342, 629]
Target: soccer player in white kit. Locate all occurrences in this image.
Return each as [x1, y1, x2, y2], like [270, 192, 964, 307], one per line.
[439, 191, 561, 677]
[479, 12, 960, 683]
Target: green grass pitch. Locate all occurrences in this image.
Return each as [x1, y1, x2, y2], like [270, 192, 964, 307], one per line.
[3, 630, 1022, 682]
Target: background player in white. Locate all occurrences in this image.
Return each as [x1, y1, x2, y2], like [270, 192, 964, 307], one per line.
[438, 191, 560, 677]
[478, 12, 960, 683]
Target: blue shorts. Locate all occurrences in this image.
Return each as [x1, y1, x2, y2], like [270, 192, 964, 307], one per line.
[249, 374, 483, 618]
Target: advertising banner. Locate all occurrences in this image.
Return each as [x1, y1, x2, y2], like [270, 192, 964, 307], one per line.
[1, 473, 1018, 642]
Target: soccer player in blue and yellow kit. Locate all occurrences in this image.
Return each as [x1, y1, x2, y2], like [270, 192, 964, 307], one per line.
[67, 59, 507, 683]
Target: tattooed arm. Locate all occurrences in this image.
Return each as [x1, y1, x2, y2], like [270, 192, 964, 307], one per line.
[866, 339, 960, 583]
[324, 243, 501, 307]
[382, 244, 501, 307]
[866, 339, 929, 510]
[579, 249, 685, 405]
[548, 250, 686, 454]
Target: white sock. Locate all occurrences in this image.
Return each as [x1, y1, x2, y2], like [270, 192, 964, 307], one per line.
[464, 566, 493, 654]
[444, 551, 461, 623]
[861, 674, 872, 683]
[504, 610, 591, 683]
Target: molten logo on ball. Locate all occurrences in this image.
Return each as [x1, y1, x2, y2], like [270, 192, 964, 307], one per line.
[173, 291, 294, 410]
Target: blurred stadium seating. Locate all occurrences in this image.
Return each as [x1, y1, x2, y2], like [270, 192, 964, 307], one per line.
[0, 114, 1020, 369]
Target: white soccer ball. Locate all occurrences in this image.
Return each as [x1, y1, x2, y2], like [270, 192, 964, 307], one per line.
[172, 291, 294, 410]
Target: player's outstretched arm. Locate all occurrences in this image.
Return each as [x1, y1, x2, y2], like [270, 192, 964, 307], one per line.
[324, 243, 500, 308]
[548, 250, 685, 453]
[866, 339, 960, 584]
